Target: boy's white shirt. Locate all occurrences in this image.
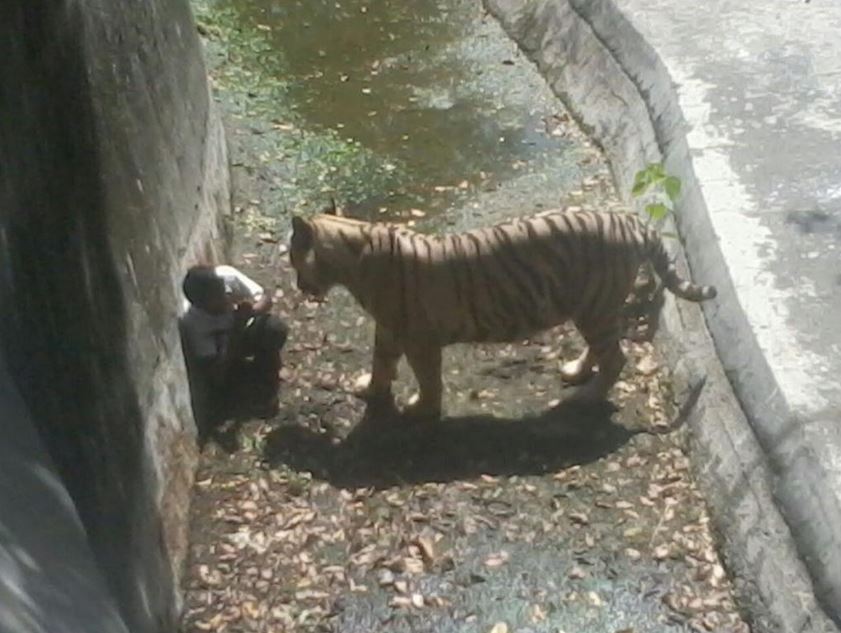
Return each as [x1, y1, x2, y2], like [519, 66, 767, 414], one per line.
[179, 265, 265, 360]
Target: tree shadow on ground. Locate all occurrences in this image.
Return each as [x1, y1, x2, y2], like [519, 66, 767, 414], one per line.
[264, 400, 636, 489]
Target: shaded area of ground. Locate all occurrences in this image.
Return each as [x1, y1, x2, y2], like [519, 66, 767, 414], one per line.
[264, 400, 628, 488]
[183, 1, 750, 631]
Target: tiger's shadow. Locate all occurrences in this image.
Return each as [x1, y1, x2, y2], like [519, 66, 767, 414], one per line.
[262, 400, 635, 488]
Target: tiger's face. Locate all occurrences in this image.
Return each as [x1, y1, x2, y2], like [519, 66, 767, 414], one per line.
[290, 216, 331, 300]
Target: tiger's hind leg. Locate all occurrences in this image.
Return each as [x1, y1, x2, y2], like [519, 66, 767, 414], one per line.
[357, 325, 401, 411]
[566, 317, 626, 402]
[403, 343, 443, 420]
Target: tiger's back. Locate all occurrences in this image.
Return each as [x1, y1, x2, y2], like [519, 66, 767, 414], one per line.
[358, 209, 691, 345]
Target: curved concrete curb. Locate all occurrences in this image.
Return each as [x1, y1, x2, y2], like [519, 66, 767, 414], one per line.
[483, 0, 841, 631]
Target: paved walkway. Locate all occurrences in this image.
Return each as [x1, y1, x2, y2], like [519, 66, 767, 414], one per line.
[613, 0, 841, 622]
[618, 1, 841, 425]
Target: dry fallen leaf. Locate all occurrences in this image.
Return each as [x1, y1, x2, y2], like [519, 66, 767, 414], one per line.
[637, 355, 659, 375]
[390, 595, 412, 609]
[568, 566, 586, 580]
[414, 535, 436, 565]
[402, 557, 424, 575]
[530, 603, 547, 623]
[484, 551, 510, 568]
[351, 373, 371, 394]
[377, 569, 395, 587]
[623, 526, 644, 540]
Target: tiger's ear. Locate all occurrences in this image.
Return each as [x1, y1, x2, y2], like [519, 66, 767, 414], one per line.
[327, 197, 343, 217]
[291, 216, 314, 249]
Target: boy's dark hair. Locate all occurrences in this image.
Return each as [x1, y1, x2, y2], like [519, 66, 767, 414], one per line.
[183, 265, 225, 307]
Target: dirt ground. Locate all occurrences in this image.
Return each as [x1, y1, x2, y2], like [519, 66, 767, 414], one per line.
[182, 2, 752, 632]
[181, 157, 750, 633]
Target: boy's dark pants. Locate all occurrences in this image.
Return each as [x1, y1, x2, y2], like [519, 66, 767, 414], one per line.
[182, 314, 288, 441]
[240, 313, 288, 398]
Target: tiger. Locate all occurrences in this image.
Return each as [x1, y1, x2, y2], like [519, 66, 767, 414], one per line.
[288, 203, 716, 419]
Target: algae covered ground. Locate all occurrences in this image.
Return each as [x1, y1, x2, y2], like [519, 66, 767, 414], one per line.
[182, 1, 750, 631]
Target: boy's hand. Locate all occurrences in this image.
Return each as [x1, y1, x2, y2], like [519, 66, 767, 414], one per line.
[253, 294, 273, 315]
[233, 301, 254, 324]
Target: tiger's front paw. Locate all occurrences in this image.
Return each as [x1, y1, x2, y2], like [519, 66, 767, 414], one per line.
[353, 374, 393, 402]
[363, 397, 399, 423]
[357, 387, 397, 417]
[562, 379, 610, 404]
[402, 395, 442, 422]
[560, 358, 595, 385]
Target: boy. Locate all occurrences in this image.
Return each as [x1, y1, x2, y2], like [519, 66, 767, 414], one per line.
[179, 265, 288, 432]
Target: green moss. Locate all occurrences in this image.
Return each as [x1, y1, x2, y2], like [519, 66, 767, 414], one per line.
[192, 0, 404, 220]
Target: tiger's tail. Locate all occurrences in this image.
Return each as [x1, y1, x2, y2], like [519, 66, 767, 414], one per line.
[644, 228, 717, 302]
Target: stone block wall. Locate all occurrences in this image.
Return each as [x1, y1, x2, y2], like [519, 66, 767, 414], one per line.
[0, 1, 229, 631]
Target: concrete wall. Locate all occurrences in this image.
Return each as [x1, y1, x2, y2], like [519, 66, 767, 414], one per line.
[483, 1, 838, 632]
[0, 1, 229, 632]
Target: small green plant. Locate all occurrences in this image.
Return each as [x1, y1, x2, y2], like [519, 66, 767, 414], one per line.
[632, 162, 681, 223]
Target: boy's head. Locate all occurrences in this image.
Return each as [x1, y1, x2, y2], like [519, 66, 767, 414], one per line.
[183, 266, 227, 314]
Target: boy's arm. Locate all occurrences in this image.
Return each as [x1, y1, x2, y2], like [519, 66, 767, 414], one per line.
[252, 292, 273, 314]
[218, 265, 269, 312]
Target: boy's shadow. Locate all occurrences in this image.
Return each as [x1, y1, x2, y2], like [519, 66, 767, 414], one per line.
[263, 400, 636, 488]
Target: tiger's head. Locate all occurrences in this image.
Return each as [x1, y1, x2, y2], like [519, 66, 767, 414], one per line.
[289, 200, 366, 301]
